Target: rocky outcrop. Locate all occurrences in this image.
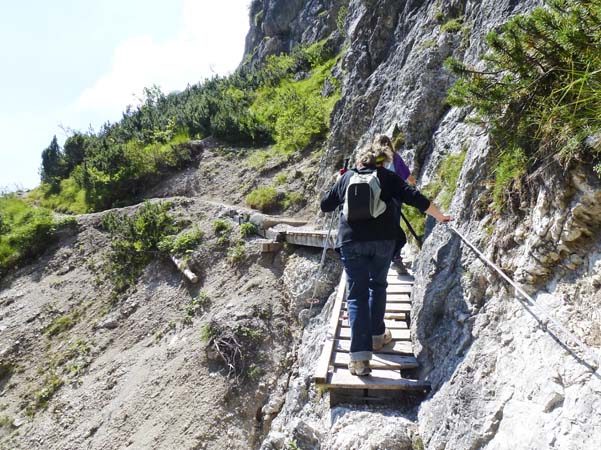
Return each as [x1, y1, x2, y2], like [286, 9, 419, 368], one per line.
[244, 0, 344, 66]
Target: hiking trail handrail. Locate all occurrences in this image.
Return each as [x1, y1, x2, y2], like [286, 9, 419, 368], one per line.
[446, 223, 600, 371]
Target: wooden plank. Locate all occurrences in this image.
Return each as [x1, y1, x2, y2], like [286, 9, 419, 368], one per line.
[342, 303, 411, 313]
[386, 294, 411, 303]
[386, 285, 413, 294]
[387, 273, 414, 282]
[313, 273, 346, 384]
[384, 303, 411, 313]
[384, 313, 406, 320]
[338, 328, 410, 340]
[335, 339, 413, 354]
[334, 352, 418, 370]
[341, 318, 407, 329]
[340, 313, 407, 320]
[327, 368, 430, 390]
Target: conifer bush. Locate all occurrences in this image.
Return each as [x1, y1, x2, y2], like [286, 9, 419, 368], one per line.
[446, 0, 601, 182]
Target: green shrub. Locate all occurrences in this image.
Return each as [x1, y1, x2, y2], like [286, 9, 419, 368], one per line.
[212, 219, 232, 235]
[441, 18, 463, 33]
[245, 187, 279, 211]
[0, 195, 57, 277]
[102, 201, 177, 293]
[227, 242, 246, 266]
[183, 291, 211, 322]
[159, 227, 204, 256]
[282, 192, 306, 210]
[240, 222, 258, 237]
[446, 0, 601, 179]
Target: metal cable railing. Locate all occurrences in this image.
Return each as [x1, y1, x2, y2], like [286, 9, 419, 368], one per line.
[446, 223, 600, 371]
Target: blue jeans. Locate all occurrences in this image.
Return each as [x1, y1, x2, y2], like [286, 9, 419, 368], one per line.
[340, 240, 395, 361]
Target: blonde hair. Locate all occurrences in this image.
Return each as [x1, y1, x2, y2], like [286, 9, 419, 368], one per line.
[355, 143, 393, 167]
[373, 134, 394, 151]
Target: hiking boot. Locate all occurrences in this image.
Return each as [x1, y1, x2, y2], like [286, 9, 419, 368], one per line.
[373, 328, 393, 351]
[391, 258, 408, 275]
[348, 360, 371, 376]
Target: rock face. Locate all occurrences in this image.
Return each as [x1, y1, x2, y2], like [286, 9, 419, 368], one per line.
[244, 0, 344, 66]
[251, 0, 601, 449]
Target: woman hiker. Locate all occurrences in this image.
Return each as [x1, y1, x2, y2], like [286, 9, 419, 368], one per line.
[320, 144, 450, 376]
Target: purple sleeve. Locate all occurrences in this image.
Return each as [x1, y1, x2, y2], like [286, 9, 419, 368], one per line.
[393, 153, 411, 181]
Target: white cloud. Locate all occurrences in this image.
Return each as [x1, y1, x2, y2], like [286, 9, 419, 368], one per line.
[75, 0, 250, 114]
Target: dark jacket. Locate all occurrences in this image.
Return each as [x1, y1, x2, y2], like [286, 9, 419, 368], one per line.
[320, 166, 430, 248]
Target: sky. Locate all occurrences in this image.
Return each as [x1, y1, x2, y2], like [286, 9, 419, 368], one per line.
[0, 0, 251, 191]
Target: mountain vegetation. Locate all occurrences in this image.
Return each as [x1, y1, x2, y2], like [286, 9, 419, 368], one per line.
[446, 0, 601, 210]
[0, 38, 340, 280]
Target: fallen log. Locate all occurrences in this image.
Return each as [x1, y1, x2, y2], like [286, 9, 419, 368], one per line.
[170, 255, 199, 283]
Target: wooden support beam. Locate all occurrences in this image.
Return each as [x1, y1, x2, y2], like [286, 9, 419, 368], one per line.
[313, 272, 347, 384]
[260, 242, 283, 253]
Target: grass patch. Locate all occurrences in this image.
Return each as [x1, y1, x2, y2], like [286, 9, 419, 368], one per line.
[492, 146, 528, 211]
[273, 173, 288, 186]
[227, 242, 246, 266]
[245, 186, 279, 211]
[0, 195, 57, 278]
[26, 372, 63, 416]
[402, 150, 466, 244]
[30, 177, 88, 214]
[282, 192, 306, 210]
[45, 312, 79, 337]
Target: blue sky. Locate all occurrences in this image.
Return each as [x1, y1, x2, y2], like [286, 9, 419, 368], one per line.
[0, 0, 251, 190]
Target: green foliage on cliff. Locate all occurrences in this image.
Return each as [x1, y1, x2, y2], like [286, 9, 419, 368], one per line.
[37, 39, 341, 214]
[401, 150, 466, 245]
[0, 195, 57, 278]
[446, 0, 601, 206]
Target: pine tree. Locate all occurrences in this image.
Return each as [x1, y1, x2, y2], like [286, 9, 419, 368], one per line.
[40, 136, 66, 189]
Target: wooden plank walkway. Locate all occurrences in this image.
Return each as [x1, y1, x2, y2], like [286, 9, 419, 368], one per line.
[314, 267, 430, 398]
